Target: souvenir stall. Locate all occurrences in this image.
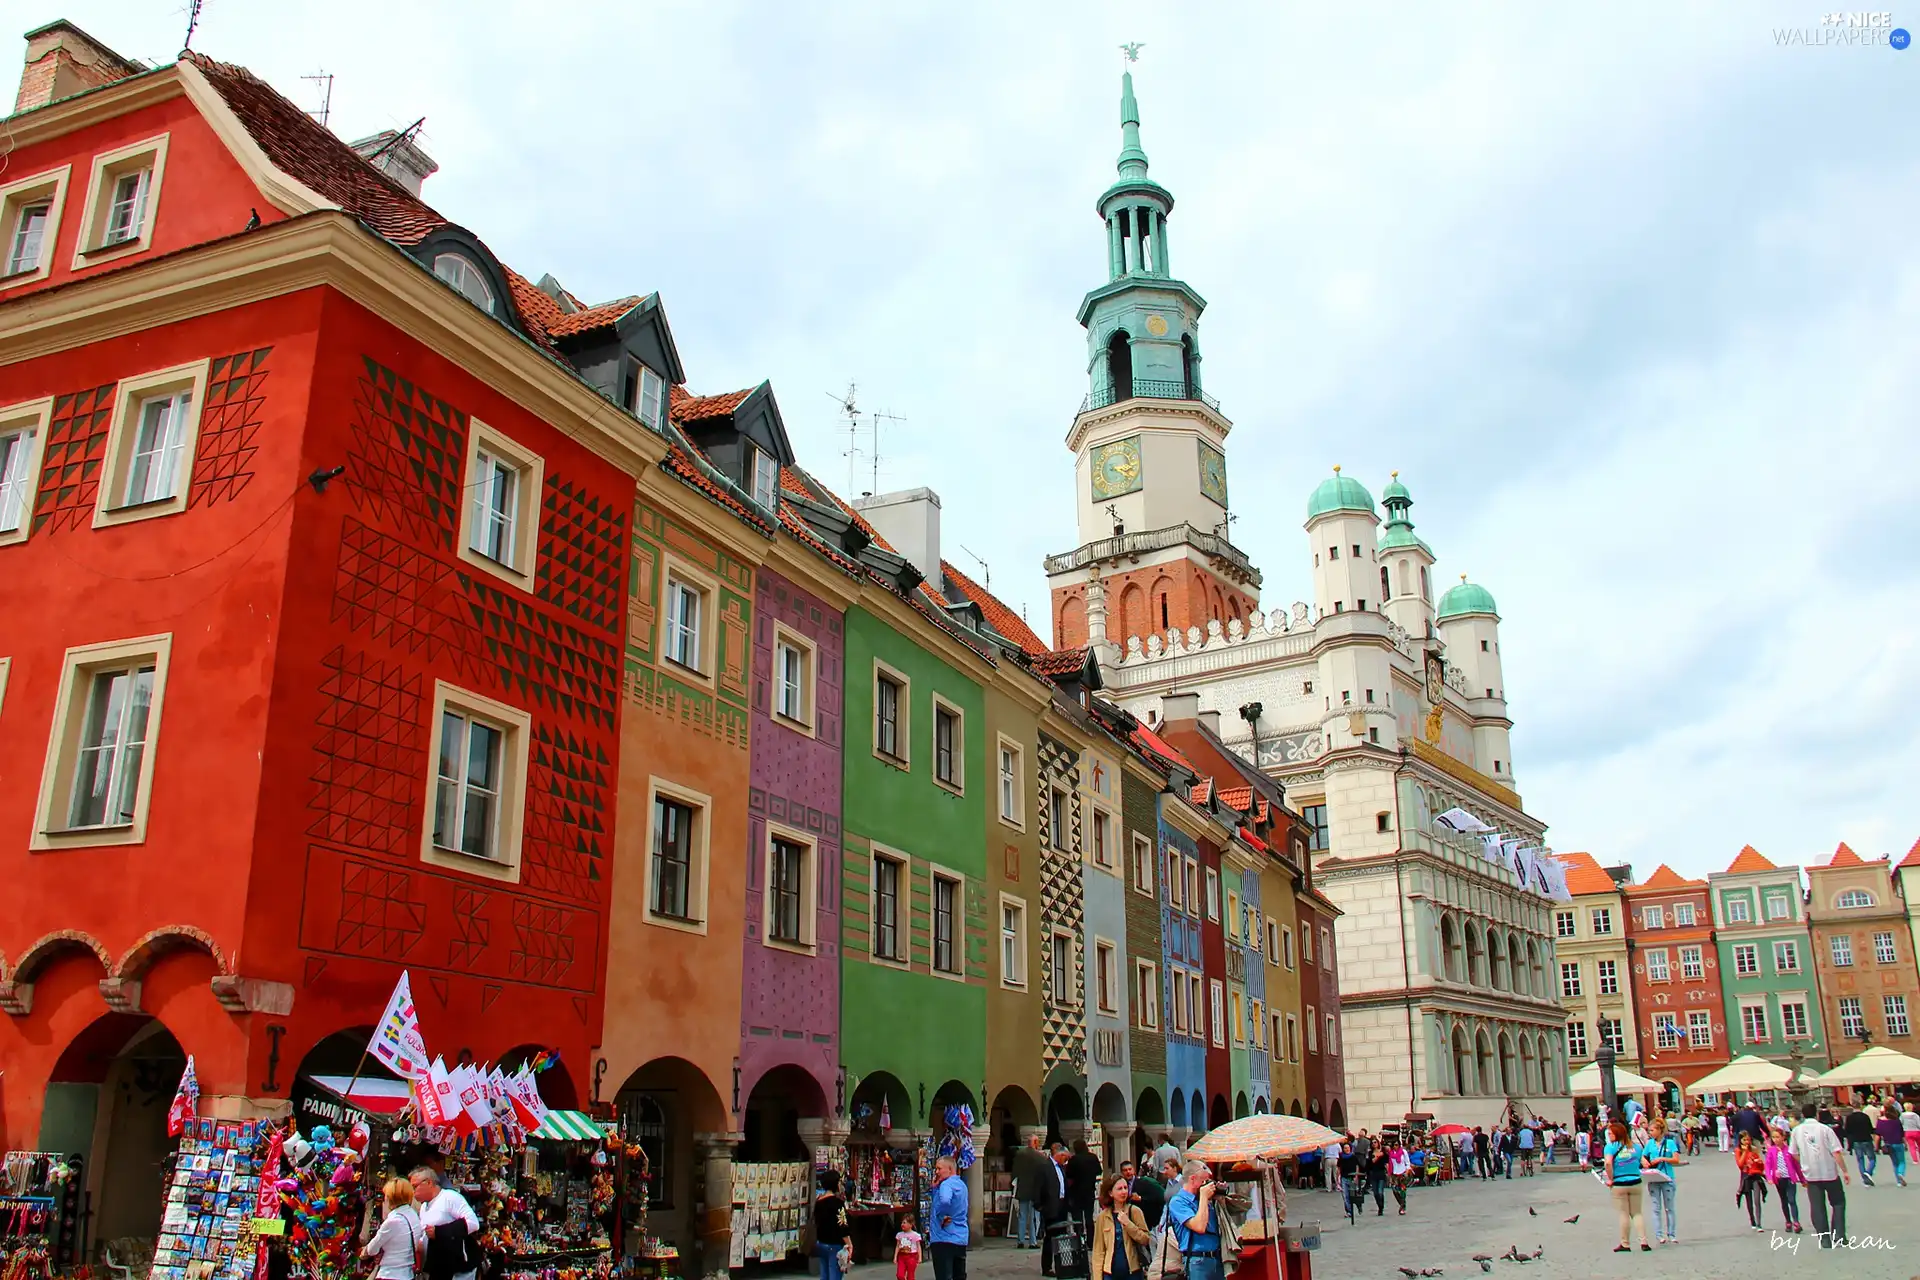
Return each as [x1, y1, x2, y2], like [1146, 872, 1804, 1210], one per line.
[840, 1101, 919, 1264]
[485, 1111, 620, 1280]
[150, 1117, 285, 1280]
[725, 1163, 809, 1267]
[1, 1152, 83, 1277]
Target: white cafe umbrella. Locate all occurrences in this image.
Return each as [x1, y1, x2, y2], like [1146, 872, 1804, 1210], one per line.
[1567, 1061, 1660, 1095]
[1809, 1044, 1920, 1089]
[1683, 1055, 1796, 1096]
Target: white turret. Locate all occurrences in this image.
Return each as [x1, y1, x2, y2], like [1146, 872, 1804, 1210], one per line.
[1435, 575, 1516, 783]
[1377, 472, 1436, 640]
[1305, 466, 1383, 618]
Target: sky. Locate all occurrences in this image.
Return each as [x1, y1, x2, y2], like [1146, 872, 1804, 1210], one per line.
[15, 2, 1917, 880]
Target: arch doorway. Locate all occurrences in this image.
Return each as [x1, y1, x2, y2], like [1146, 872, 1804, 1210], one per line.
[1208, 1094, 1229, 1131]
[739, 1064, 827, 1162]
[44, 1013, 186, 1249]
[990, 1085, 1040, 1173]
[1107, 330, 1134, 402]
[1233, 1092, 1250, 1120]
[1329, 1100, 1346, 1130]
[615, 1057, 728, 1258]
[1169, 1091, 1188, 1131]
[1045, 1082, 1085, 1145]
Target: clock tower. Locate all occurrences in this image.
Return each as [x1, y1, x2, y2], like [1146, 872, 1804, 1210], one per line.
[1046, 69, 1260, 654]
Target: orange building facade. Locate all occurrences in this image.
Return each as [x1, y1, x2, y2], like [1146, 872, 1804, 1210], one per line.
[1622, 866, 1729, 1097]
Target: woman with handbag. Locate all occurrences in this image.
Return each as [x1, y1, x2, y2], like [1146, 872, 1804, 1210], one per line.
[813, 1171, 851, 1280]
[361, 1178, 425, 1280]
[1092, 1176, 1152, 1280]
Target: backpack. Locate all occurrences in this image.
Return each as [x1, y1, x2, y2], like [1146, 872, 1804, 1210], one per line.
[1145, 1204, 1183, 1280]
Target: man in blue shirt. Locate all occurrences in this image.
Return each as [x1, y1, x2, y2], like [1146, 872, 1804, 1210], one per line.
[929, 1156, 969, 1280]
[1517, 1124, 1536, 1176]
[1164, 1161, 1223, 1280]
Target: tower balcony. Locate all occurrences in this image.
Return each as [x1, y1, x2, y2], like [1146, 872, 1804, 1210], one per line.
[1079, 379, 1221, 415]
[1044, 521, 1261, 587]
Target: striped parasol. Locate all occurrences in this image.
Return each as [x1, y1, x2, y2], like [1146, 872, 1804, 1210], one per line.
[1186, 1114, 1344, 1163]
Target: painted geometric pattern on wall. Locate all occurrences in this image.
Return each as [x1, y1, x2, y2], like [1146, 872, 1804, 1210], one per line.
[308, 645, 424, 853]
[623, 662, 750, 749]
[1038, 734, 1086, 1073]
[343, 355, 466, 551]
[335, 861, 426, 958]
[536, 475, 625, 633]
[30, 381, 116, 534]
[510, 900, 578, 985]
[188, 346, 272, 508]
[522, 723, 610, 901]
[448, 888, 492, 970]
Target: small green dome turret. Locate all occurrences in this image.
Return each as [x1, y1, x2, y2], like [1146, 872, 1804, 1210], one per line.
[1377, 470, 1431, 554]
[1305, 465, 1377, 521]
[1381, 473, 1411, 504]
[1437, 575, 1498, 620]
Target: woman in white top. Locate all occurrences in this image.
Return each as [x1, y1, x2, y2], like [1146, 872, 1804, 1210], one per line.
[362, 1177, 426, 1280]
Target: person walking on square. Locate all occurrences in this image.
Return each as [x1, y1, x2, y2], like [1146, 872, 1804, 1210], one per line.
[1091, 1175, 1150, 1280]
[1644, 1117, 1680, 1245]
[1127, 1158, 1166, 1235]
[1364, 1140, 1389, 1215]
[1788, 1101, 1850, 1250]
[1765, 1125, 1803, 1234]
[1841, 1105, 1876, 1186]
[1903, 1100, 1920, 1167]
[1734, 1132, 1767, 1231]
[894, 1213, 923, 1280]
[1516, 1123, 1536, 1176]
[812, 1171, 851, 1280]
[929, 1156, 968, 1280]
[1574, 1125, 1591, 1170]
[1872, 1105, 1908, 1187]
[1601, 1120, 1651, 1253]
[1715, 1108, 1731, 1153]
[1336, 1142, 1359, 1223]
[1038, 1144, 1074, 1276]
[1386, 1139, 1412, 1214]
[1014, 1135, 1047, 1249]
[1067, 1140, 1102, 1243]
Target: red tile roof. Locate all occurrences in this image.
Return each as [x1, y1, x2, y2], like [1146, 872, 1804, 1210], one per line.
[1631, 864, 1702, 891]
[185, 53, 446, 246]
[670, 385, 753, 423]
[1899, 838, 1920, 870]
[546, 297, 643, 339]
[1189, 779, 1213, 806]
[505, 269, 567, 344]
[1556, 850, 1618, 898]
[1131, 723, 1195, 774]
[940, 560, 1047, 654]
[1826, 842, 1865, 867]
[1218, 785, 1253, 813]
[1724, 844, 1777, 874]
[1030, 647, 1091, 679]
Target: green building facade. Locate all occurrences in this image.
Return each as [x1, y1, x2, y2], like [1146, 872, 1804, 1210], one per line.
[1708, 846, 1829, 1073]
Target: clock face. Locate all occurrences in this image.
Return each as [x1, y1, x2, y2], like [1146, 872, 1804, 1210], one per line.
[1145, 313, 1170, 337]
[1197, 440, 1228, 506]
[1090, 435, 1144, 500]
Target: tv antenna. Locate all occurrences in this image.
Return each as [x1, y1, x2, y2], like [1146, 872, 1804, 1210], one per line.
[363, 117, 428, 163]
[183, 0, 206, 51]
[302, 72, 335, 127]
[826, 383, 906, 496]
[869, 407, 906, 496]
[959, 544, 991, 590]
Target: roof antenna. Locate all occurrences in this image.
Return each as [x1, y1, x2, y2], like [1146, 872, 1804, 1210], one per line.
[960, 544, 991, 590]
[827, 382, 863, 495]
[363, 118, 428, 163]
[301, 72, 335, 128]
[183, 0, 205, 51]
[869, 407, 906, 495]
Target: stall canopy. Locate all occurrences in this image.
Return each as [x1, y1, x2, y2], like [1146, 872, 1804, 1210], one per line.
[533, 1110, 609, 1141]
[1809, 1044, 1920, 1089]
[310, 1075, 415, 1116]
[1682, 1055, 1796, 1096]
[1566, 1062, 1660, 1095]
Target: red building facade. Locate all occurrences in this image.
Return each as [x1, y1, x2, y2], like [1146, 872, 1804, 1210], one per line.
[0, 29, 657, 1242]
[1623, 866, 1729, 1096]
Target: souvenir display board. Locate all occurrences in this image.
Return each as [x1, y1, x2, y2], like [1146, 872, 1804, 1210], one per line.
[726, 1162, 808, 1266]
[1, 1152, 82, 1272]
[153, 1120, 270, 1280]
[840, 1140, 920, 1264]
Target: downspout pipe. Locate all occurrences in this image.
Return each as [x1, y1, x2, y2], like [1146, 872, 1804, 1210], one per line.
[1393, 747, 1417, 1121]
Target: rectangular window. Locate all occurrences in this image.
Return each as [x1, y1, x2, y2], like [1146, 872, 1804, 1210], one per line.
[1599, 1017, 1624, 1054]
[1780, 1000, 1810, 1039]
[1265, 918, 1278, 960]
[123, 390, 193, 509]
[1687, 1010, 1712, 1047]
[1001, 898, 1026, 987]
[455, 423, 543, 584]
[1186, 862, 1199, 916]
[1052, 931, 1078, 1006]
[1269, 1012, 1284, 1056]
[1644, 904, 1664, 929]
[1560, 962, 1581, 997]
[1590, 908, 1613, 935]
[767, 836, 808, 946]
[1322, 926, 1331, 967]
[1306, 1003, 1319, 1053]
[751, 447, 780, 509]
[1885, 995, 1911, 1037]
[1302, 803, 1328, 851]
[1049, 786, 1068, 850]
[1597, 959, 1618, 995]
[1326, 1014, 1338, 1055]
[1733, 943, 1759, 976]
[1302, 925, 1314, 964]
[1189, 973, 1204, 1040]
[1095, 940, 1118, 1012]
[1171, 966, 1188, 1033]
[932, 874, 960, 975]
[1566, 1021, 1588, 1057]
[1230, 989, 1245, 1046]
[65, 663, 156, 831]
[435, 708, 505, 860]
[1774, 940, 1800, 973]
[998, 741, 1022, 825]
[74, 136, 166, 261]
[1741, 1003, 1770, 1043]
[1135, 960, 1158, 1028]
[1675, 902, 1695, 926]
[1653, 1013, 1680, 1050]
[1250, 998, 1265, 1049]
[933, 700, 962, 790]
[875, 669, 905, 761]
[5, 200, 49, 276]
[1209, 980, 1226, 1047]
[1227, 891, 1240, 941]
[1838, 996, 1864, 1039]
[1680, 946, 1704, 979]
[1873, 931, 1898, 964]
[1, 165, 68, 287]
[1132, 834, 1153, 895]
[0, 401, 52, 542]
[1830, 934, 1853, 967]
[1169, 855, 1185, 911]
[1205, 867, 1221, 921]
[773, 635, 811, 727]
[665, 579, 704, 671]
[1285, 1012, 1299, 1062]
[1554, 910, 1575, 938]
[1725, 896, 1751, 923]
[1282, 928, 1296, 971]
[649, 796, 697, 919]
[872, 853, 904, 961]
[634, 365, 666, 429]
[103, 168, 151, 246]
[1091, 810, 1112, 866]
[1646, 948, 1669, 981]
[469, 449, 521, 567]
[1765, 892, 1790, 920]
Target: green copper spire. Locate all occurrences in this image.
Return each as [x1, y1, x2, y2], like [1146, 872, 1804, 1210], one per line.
[1117, 70, 1150, 180]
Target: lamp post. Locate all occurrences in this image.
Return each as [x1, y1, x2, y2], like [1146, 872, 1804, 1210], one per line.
[1596, 1043, 1619, 1120]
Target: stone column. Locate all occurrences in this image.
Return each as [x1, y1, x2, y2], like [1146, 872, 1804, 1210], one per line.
[1154, 209, 1169, 275]
[1167, 1126, 1191, 1153]
[1103, 1121, 1137, 1171]
[1108, 214, 1125, 278]
[692, 1131, 743, 1280]
[1059, 1120, 1090, 1149]
[1018, 1125, 1048, 1148]
[966, 1133, 988, 1237]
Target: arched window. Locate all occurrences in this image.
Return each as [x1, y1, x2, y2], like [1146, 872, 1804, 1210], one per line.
[1381, 566, 1392, 600]
[1453, 1027, 1474, 1095]
[1488, 932, 1509, 991]
[1419, 564, 1430, 601]
[1508, 931, 1527, 995]
[1835, 889, 1875, 909]
[1440, 915, 1462, 983]
[1465, 923, 1486, 987]
[1520, 1036, 1538, 1094]
[1181, 334, 1197, 396]
[1107, 330, 1134, 402]
[1498, 1032, 1517, 1095]
[433, 253, 496, 315]
[1475, 1032, 1496, 1097]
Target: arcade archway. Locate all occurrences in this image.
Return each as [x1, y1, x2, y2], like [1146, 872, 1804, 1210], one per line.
[45, 1013, 185, 1248]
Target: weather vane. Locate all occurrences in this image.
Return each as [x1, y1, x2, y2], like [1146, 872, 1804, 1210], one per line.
[1120, 42, 1145, 63]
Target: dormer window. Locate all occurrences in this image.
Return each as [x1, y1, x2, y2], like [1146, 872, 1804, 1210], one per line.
[751, 447, 780, 509]
[103, 170, 150, 246]
[433, 254, 495, 315]
[631, 364, 666, 429]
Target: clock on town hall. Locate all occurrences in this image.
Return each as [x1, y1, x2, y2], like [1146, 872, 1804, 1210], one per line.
[1197, 440, 1228, 506]
[1091, 435, 1144, 499]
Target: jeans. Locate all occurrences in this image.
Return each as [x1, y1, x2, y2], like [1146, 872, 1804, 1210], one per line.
[1773, 1177, 1799, 1228]
[1738, 1173, 1766, 1229]
[1804, 1180, 1847, 1250]
[1853, 1140, 1877, 1180]
[1883, 1140, 1909, 1182]
[1367, 1174, 1386, 1213]
[1646, 1180, 1676, 1241]
[1017, 1201, 1042, 1247]
[930, 1242, 966, 1280]
[816, 1241, 844, 1280]
[1185, 1257, 1223, 1280]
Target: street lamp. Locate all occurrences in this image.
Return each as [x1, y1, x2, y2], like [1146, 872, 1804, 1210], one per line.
[1596, 1044, 1619, 1120]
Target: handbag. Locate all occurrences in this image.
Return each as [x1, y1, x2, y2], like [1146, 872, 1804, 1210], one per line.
[1145, 1207, 1183, 1280]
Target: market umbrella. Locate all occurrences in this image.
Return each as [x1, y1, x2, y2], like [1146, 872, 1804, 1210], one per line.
[1809, 1044, 1920, 1089]
[1430, 1123, 1472, 1138]
[1186, 1114, 1344, 1162]
[1683, 1055, 1796, 1096]
[1566, 1062, 1660, 1095]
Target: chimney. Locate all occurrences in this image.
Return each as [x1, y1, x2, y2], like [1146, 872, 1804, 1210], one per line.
[13, 20, 143, 116]
[1198, 708, 1223, 737]
[853, 488, 942, 587]
[350, 128, 439, 197]
[1160, 692, 1200, 727]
